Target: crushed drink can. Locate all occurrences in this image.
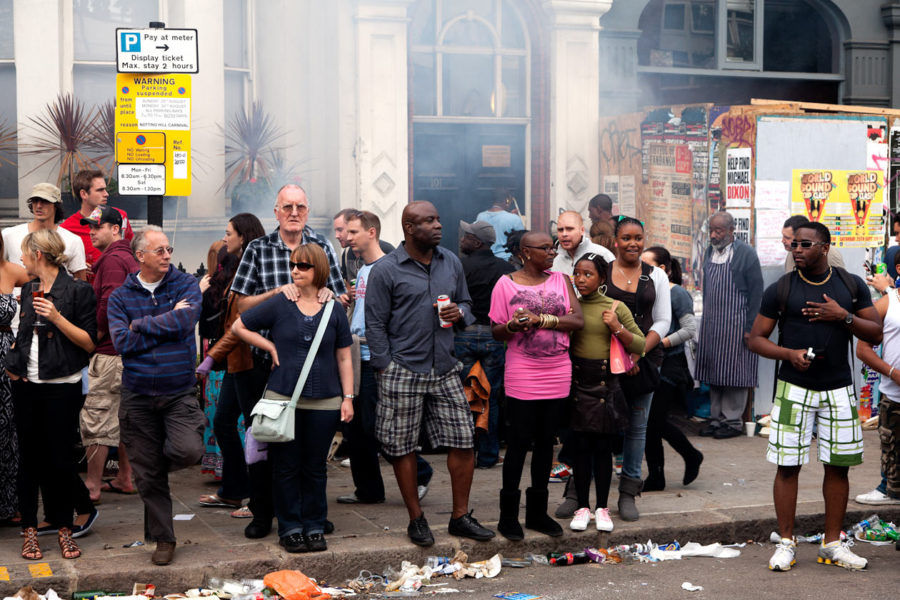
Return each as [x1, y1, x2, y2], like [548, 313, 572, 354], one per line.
[437, 294, 452, 328]
[876, 263, 887, 275]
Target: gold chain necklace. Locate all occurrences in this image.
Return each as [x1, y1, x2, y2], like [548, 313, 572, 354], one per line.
[797, 266, 832, 286]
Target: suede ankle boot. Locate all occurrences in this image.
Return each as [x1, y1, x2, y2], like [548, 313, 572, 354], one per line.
[617, 475, 643, 522]
[498, 489, 524, 541]
[524, 487, 563, 537]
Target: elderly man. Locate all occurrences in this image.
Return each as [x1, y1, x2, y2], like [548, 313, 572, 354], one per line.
[229, 184, 345, 540]
[695, 211, 763, 439]
[108, 226, 203, 566]
[552, 210, 614, 275]
[366, 201, 494, 547]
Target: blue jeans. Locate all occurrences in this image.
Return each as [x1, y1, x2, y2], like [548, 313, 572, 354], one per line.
[622, 390, 654, 480]
[455, 327, 505, 467]
[213, 372, 251, 501]
[268, 408, 340, 538]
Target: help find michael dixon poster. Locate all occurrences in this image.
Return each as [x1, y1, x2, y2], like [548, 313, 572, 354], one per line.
[790, 169, 885, 247]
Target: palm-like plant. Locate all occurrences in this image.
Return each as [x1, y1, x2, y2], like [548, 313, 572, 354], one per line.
[21, 93, 100, 187]
[86, 99, 117, 175]
[223, 101, 287, 192]
[0, 118, 15, 168]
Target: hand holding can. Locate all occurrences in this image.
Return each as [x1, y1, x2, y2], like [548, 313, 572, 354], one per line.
[436, 294, 453, 328]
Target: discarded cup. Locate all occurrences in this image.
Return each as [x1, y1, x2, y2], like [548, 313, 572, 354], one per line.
[744, 422, 756, 437]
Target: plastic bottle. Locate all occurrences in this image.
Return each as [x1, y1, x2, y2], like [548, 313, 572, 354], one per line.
[425, 556, 450, 569]
[879, 520, 900, 541]
[525, 552, 549, 565]
[851, 514, 880, 537]
[548, 551, 591, 565]
[206, 578, 249, 596]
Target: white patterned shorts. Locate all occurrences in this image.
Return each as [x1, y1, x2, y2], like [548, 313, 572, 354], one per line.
[766, 380, 863, 467]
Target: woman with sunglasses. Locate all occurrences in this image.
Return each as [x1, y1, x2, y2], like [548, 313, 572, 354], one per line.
[232, 243, 354, 554]
[605, 216, 670, 521]
[489, 231, 583, 540]
[640, 246, 703, 491]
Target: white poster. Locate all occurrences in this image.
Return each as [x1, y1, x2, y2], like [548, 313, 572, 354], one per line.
[619, 175, 636, 217]
[725, 147, 752, 208]
[730, 208, 751, 244]
[754, 180, 790, 211]
[756, 208, 790, 267]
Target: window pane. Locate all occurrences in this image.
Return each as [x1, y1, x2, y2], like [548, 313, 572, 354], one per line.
[410, 0, 436, 45]
[726, 1, 754, 62]
[0, 64, 16, 201]
[442, 53, 494, 117]
[73, 0, 158, 61]
[764, 0, 834, 73]
[501, 0, 525, 49]
[74, 64, 116, 110]
[663, 4, 685, 30]
[638, 0, 714, 69]
[501, 55, 525, 117]
[441, 0, 495, 25]
[411, 52, 435, 116]
[225, 70, 247, 124]
[0, 0, 13, 59]
[224, 0, 248, 68]
[443, 20, 494, 47]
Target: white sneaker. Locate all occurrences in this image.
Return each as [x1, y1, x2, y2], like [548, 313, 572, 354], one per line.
[570, 507, 591, 531]
[595, 507, 614, 532]
[340, 458, 351, 468]
[417, 484, 429, 501]
[854, 488, 900, 505]
[817, 540, 867, 570]
[768, 538, 796, 572]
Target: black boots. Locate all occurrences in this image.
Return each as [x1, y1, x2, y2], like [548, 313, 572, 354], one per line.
[643, 465, 666, 492]
[618, 475, 643, 521]
[683, 450, 704, 486]
[498, 489, 524, 541]
[524, 488, 563, 537]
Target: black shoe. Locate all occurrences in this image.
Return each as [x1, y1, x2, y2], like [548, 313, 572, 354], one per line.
[324, 519, 334, 535]
[337, 493, 385, 504]
[713, 425, 742, 439]
[306, 532, 327, 552]
[699, 423, 720, 437]
[72, 507, 99, 538]
[244, 519, 272, 539]
[279, 532, 308, 553]
[683, 450, 703, 486]
[407, 513, 435, 547]
[448, 510, 495, 541]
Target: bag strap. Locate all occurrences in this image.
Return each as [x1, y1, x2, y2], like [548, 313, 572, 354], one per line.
[288, 300, 335, 410]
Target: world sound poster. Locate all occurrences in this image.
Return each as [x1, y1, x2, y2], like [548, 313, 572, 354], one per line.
[790, 169, 885, 247]
[647, 143, 693, 260]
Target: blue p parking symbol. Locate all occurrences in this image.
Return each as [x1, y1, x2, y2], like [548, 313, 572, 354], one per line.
[120, 32, 140, 52]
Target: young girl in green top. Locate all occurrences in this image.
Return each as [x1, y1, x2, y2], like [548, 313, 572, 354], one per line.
[569, 253, 645, 533]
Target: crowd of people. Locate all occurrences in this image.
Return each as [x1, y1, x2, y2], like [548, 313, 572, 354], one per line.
[0, 177, 896, 575]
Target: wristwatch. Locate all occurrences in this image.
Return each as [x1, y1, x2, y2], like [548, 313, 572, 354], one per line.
[843, 312, 853, 326]
[343, 394, 355, 400]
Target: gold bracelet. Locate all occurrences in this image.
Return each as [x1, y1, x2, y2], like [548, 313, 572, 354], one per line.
[890, 366, 895, 379]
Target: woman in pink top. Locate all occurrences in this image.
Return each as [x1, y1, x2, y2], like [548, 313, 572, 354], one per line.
[489, 231, 584, 541]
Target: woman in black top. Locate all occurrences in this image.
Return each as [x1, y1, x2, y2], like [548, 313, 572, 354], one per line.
[7, 229, 97, 560]
[233, 243, 353, 554]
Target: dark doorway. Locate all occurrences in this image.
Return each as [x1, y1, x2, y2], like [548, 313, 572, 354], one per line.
[413, 122, 526, 254]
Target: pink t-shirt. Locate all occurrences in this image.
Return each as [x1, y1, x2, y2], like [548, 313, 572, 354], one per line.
[488, 270, 572, 400]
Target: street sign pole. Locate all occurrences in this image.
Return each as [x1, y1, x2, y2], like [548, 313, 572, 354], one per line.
[147, 21, 165, 227]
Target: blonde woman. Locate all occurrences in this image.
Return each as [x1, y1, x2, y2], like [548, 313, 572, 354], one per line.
[5, 230, 97, 560]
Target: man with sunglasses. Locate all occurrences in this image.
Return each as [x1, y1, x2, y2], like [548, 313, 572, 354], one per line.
[695, 210, 763, 439]
[228, 184, 345, 540]
[108, 226, 204, 566]
[782, 214, 844, 272]
[749, 221, 882, 572]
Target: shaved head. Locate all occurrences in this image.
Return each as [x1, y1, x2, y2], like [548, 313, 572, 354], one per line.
[557, 211, 584, 228]
[402, 200, 436, 226]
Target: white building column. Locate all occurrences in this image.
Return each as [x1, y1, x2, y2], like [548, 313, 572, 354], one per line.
[353, 0, 413, 245]
[542, 1, 612, 216]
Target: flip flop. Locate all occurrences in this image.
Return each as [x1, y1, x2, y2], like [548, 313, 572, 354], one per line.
[198, 493, 243, 508]
[230, 506, 253, 519]
[101, 479, 137, 495]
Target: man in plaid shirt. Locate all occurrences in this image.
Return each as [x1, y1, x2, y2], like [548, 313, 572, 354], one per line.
[228, 183, 345, 540]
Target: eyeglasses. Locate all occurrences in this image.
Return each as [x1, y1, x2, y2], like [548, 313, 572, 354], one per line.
[789, 240, 826, 249]
[142, 246, 174, 256]
[290, 261, 315, 271]
[522, 245, 558, 254]
[279, 203, 309, 215]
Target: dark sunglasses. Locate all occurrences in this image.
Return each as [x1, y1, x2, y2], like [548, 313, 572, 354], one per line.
[290, 261, 315, 271]
[790, 240, 826, 249]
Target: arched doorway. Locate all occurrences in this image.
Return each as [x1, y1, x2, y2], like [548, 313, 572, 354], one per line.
[409, 0, 534, 253]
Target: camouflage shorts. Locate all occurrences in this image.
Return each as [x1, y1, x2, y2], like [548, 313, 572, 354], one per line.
[879, 398, 900, 499]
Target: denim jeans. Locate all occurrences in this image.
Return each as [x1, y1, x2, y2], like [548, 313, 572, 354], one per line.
[455, 327, 505, 467]
[268, 408, 340, 538]
[622, 390, 654, 480]
[213, 372, 251, 501]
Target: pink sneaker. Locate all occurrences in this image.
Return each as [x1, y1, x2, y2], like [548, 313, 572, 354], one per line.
[595, 508, 614, 532]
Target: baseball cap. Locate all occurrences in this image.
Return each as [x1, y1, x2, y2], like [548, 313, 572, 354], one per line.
[459, 220, 496, 245]
[80, 205, 123, 228]
[28, 183, 62, 204]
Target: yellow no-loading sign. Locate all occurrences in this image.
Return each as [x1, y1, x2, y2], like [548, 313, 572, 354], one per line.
[115, 73, 191, 195]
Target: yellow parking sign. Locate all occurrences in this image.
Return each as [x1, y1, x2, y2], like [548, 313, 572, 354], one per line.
[115, 73, 191, 196]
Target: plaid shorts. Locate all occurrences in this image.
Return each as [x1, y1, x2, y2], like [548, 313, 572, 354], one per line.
[375, 360, 474, 457]
[766, 380, 863, 467]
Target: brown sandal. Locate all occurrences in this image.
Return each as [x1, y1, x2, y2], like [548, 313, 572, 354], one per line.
[58, 527, 81, 559]
[22, 527, 42, 560]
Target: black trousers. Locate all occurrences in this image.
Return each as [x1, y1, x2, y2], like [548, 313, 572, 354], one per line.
[645, 378, 698, 470]
[502, 397, 559, 492]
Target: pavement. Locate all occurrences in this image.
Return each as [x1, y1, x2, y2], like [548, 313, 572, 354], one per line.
[1, 426, 898, 596]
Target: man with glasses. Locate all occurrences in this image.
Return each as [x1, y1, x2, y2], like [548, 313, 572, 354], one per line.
[552, 211, 613, 276]
[108, 226, 204, 566]
[229, 184, 345, 540]
[782, 214, 844, 272]
[695, 211, 763, 439]
[748, 221, 881, 572]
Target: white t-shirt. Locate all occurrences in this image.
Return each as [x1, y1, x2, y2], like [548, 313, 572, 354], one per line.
[2, 223, 88, 274]
[137, 273, 163, 294]
[26, 331, 82, 384]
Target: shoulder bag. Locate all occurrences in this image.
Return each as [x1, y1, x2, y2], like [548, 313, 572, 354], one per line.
[250, 300, 335, 443]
